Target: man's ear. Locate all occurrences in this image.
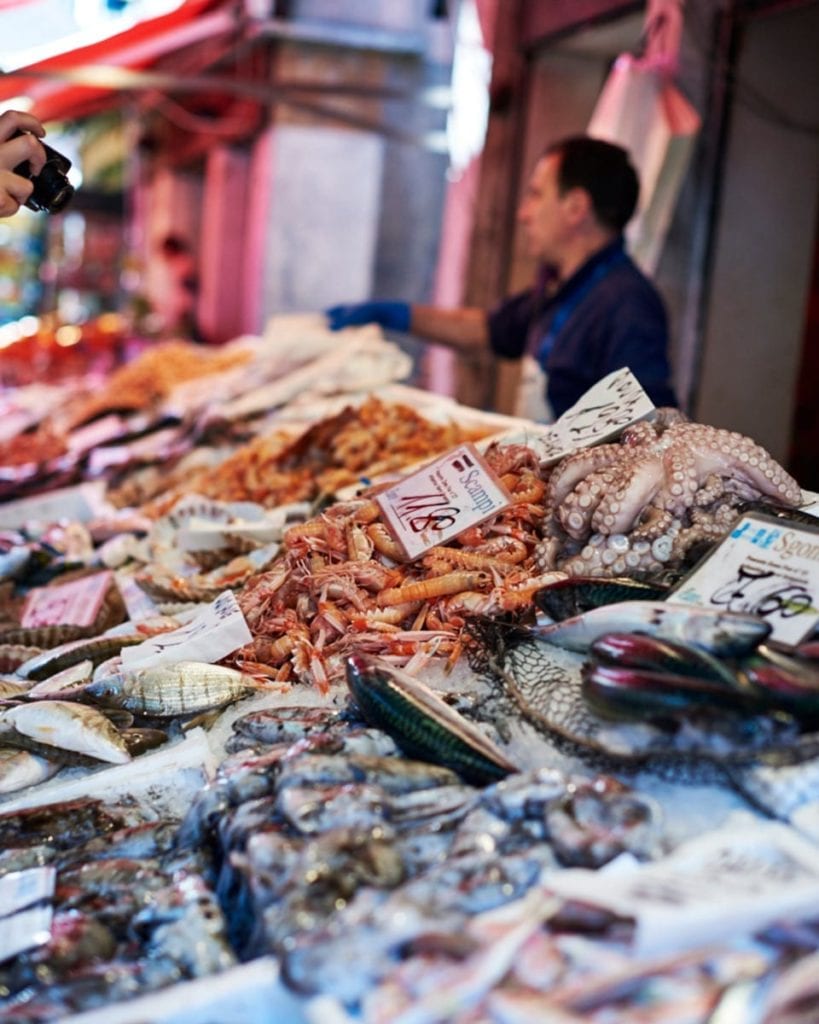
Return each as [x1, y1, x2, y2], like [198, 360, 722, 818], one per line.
[563, 186, 593, 225]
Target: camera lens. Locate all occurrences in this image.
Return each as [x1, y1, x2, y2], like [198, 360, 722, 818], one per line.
[41, 180, 75, 214]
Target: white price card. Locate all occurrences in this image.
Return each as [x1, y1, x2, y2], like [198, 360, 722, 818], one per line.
[669, 513, 819, 646]
[120, 590, 252, 671]
[21, 570, 114, 629]
[531, 367, 655, 466]
[375, 444, 511, 561]
[544, 817, 819, 958]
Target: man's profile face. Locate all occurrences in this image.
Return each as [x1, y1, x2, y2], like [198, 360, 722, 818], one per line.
[517, 153, 572, 267]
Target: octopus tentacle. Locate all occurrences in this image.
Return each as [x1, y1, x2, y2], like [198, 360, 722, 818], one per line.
[547, 443, 628, 506]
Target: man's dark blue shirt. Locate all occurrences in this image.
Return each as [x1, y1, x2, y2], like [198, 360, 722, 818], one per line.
[487, 238, 677, 419]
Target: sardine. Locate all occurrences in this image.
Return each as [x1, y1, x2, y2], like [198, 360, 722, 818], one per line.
[533, 600, 771, 656]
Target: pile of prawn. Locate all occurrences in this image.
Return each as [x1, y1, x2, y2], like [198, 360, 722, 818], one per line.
[143, 396, 493, 517]
[231, 441, 564, 691]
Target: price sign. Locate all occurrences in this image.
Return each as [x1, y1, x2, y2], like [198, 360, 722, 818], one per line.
[375, 444, 511, 561]
[669, 513, 819, 646]
[21, 571, 114, 629]
[530, 367, 655, 466]
[120, 590, 252, 670]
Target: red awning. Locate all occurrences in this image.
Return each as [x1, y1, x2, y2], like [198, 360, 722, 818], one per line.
[0, 0, 238, 123]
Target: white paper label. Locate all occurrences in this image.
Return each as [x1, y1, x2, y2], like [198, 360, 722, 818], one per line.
[119, 590, 252, 670]
[375, 443, 511, 561]
[669, 513, 819, 645]
[0, 867, 55, 919]
[544, 818, 819, 957]
[21, 571, 113, 628]
[0, 481, 108, 529]
[530, 368, 655, 465]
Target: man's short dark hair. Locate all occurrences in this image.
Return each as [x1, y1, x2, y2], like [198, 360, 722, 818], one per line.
[545, 135, 640, 232]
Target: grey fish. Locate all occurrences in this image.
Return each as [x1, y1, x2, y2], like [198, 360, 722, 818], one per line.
[533, 600, 771, 657]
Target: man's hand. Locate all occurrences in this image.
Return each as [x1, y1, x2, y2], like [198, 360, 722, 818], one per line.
[0, 110, 47, 217]
[325, 301, 411, 333]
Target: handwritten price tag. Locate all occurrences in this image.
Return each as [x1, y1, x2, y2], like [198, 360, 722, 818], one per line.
[375, 444, 511, 561]
[21, 571, 114, 629]
[530, 368, 655, 465]
[120, 590, 252, 670]
[669, 513, 819, 645]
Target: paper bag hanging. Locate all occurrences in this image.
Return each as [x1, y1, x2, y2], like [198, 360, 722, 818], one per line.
[587, 53, 701, 275]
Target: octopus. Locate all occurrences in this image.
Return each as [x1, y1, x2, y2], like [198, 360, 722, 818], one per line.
[535, 412, 804, 578]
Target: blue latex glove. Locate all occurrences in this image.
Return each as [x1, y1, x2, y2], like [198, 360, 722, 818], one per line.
[325, 301, 411, 333]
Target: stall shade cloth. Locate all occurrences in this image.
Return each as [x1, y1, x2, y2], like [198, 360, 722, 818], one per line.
[0, 0, 231, 122]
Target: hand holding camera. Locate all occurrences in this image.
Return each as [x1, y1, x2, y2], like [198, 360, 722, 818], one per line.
[0, 109, 75, 217]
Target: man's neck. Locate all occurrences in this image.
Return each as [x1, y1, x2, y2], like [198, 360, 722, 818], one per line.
[557, 230, 619, 284]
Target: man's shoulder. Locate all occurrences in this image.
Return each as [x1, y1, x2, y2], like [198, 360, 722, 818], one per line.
[598, 256, 665, 310]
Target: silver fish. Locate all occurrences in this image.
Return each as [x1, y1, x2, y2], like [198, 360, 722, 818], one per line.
[26, 659, 94, 700]
[0, 747, 61, 794]
[0, 678, 33, 699]
[533, 600, 771, 657]
[84, 660, 257, 716]
[1, 700, 131, 764]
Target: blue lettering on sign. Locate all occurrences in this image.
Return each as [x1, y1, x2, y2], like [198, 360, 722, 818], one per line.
[730, 522, 781, 548]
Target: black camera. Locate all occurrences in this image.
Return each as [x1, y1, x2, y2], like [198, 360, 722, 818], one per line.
[12, 132, 75, 214]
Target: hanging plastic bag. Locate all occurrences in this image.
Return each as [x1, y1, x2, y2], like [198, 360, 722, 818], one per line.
[587, 53, 701, 274]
